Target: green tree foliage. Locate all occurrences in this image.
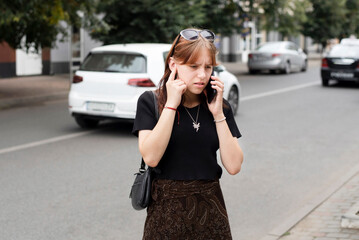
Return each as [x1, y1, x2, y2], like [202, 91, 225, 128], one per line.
[260, 0, 310, 39]
[0, 0, 96, 52]
[302, 0, 347, 49]
[339, 0, 359, 39]
[200, 0, 240, 36]
[236, 0, 262, 38]
[90, 0, 243, 44]
[90, 0, 205, 44]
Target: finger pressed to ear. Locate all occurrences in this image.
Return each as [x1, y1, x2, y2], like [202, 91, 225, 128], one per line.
[169, 66, 177, 81]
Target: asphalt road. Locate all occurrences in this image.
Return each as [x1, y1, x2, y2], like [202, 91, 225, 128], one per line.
[1, 64, 359, 240]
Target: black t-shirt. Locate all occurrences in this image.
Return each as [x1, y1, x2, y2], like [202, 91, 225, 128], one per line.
[132, 91, 241, 180]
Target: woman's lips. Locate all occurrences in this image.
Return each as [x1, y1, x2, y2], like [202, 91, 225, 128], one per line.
[194, 82, 205, 87]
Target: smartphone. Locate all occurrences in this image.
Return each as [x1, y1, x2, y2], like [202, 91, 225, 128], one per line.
[206, 70, 217, 103]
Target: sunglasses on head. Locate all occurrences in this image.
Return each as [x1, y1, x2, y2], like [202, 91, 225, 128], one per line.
[170, 29, 215, 57]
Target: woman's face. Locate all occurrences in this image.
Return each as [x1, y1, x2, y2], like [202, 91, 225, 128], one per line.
[175, 48, 213, 96]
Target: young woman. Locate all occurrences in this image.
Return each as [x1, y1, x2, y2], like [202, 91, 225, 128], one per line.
[132, 28, 243, 239]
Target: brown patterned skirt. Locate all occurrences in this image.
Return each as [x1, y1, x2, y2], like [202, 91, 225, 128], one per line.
[143, 179, 232, 240]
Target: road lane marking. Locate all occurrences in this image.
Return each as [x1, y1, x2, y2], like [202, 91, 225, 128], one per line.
[0, 131, 96, 155]
[0, 82, 320, 155]
[241, 82, 320, 102]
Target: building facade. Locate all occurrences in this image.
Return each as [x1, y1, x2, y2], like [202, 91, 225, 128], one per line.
[0, 24, 102, 79]
[0, 42, 17, 78]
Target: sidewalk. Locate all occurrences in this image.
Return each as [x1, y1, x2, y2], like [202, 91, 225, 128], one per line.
[279, 171, 359, 240]
[0, 74, 70, 110]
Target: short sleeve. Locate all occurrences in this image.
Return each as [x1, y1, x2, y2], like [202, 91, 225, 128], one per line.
[223, 99, 242, 138]
[132, 91, 157, 136]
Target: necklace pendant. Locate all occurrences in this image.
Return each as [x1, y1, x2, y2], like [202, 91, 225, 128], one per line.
[193, 122, 200, 132]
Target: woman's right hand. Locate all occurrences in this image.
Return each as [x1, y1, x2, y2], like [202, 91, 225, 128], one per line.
[165, 66, 187, 108]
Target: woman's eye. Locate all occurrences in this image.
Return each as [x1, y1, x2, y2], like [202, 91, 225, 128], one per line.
[190, 65, 197, 68]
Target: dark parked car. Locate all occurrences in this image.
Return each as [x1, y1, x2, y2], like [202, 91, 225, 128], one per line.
[321, 44, 359, 86]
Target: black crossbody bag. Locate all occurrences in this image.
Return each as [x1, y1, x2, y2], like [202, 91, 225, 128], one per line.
[129, 91, 159, 210]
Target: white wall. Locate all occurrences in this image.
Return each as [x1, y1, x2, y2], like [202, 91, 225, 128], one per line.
[83, 30, 102, 59]
[51, 35, 71, 62]
[51, 26, 102, 63]
[16, 48, 42, 76]
[50, 22, 103, 74]
[51, 21, 71, 63]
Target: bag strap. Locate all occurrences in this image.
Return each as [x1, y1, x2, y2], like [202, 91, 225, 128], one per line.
[152, 90, 159, 120]
[140, 91, 159, 171]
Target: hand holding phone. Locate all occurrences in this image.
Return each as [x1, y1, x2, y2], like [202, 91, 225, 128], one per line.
[206, 70, 217, 103]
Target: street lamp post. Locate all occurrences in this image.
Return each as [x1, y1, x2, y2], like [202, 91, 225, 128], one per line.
[69, 11, 85, 82]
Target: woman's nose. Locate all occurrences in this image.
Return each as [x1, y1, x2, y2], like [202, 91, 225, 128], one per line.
[197, 68, 206, 78]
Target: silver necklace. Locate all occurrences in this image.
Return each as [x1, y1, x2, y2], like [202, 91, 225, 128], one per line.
[184, 105, 200, 132]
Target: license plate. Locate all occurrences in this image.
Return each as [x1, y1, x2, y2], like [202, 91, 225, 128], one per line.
[330, 72, 354, 78]
[87, 102, 115, 112]
[253, 55, 267, 61]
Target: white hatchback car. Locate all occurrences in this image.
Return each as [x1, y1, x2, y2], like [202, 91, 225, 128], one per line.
[68, 43, 241, 128]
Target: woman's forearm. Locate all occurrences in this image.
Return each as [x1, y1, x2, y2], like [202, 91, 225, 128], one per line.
[215, 117, 244, 175]
[139, 108, 176, 167]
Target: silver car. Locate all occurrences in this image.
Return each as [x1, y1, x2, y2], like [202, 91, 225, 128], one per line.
[248, 41, 307, 74]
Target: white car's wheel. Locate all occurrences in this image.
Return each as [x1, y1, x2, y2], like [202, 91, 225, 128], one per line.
[301, 60, 308, 72]
[283, 61, 291, 74]
[227, 86, 239, 115]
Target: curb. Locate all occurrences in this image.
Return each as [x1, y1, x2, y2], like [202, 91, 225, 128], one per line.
[341, 202, 359, 229]
[0, 91, 68, 110]
[259, 164, 359, 240]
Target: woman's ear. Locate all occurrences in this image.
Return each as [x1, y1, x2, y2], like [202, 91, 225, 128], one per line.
[168, 57, 176, 72]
